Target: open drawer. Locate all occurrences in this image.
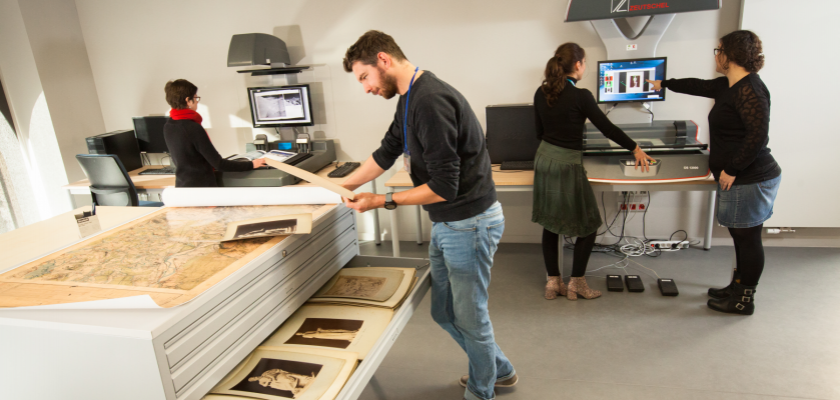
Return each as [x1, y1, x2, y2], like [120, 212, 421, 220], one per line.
[333, 255, 432, 400]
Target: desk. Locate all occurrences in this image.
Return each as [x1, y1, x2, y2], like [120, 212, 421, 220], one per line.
[384, 166, 718, 257]
[63, 162, 383, 245]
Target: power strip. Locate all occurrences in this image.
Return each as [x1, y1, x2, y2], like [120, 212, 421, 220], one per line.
[648, 240, 691, 251]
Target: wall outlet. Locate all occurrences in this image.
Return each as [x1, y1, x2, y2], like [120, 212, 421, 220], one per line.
[617, 202, 646, 212]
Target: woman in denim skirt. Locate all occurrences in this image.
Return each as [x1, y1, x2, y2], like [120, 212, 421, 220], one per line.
[648, 30, 781, 315]
[533, 43, 655, 300]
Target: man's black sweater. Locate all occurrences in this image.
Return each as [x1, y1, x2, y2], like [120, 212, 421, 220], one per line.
[163, 119, 253, 187]
[372, 71, 496, 223]
[662, 74, 781, 184]
[533, 78, 637, 152]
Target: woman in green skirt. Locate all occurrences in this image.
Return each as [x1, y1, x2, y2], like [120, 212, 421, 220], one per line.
[533, 43, 654, 300]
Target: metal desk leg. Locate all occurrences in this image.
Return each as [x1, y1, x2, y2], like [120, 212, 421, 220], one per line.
[370, 179, 381, 245]
[415, 206, 423, 245]
[389, 192, 401, 258]
[704, 190, 717, 250]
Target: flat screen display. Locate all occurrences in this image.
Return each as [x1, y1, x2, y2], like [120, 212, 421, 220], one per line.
[133, 116, 170, 153]
[248, 84, 314, 128]
[597, 57, 667, 103]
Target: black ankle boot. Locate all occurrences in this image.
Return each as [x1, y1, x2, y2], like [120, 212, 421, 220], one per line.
[707, 282, 756, 315]
[708, 269, 740, 299]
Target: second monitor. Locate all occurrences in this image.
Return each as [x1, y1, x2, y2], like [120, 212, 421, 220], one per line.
[597, 57, 667, 104]
[248, 84, 314, 128]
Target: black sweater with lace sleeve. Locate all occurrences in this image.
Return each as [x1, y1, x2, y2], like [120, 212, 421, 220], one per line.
[662, 74, 780, 185]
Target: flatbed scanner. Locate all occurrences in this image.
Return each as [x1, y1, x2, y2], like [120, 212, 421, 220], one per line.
[581, 120, 710, 183]
[216, 139, 337, 187]
[485, 104, 710, 183]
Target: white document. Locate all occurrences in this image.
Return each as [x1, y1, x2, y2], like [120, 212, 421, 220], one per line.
[161, 187, 341, 207]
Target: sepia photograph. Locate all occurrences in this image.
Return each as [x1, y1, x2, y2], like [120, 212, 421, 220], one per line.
[230, 357, 322, 399]
[285, 318, 364, 349]
[222, 213, 312, 242]
[212, 346, 359, 400]
[313, 268, 405, 302]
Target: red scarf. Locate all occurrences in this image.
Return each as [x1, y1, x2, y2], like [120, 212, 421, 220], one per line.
[169, 108, 203, 125]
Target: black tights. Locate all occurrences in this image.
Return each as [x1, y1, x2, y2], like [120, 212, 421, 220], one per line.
[729, 224, 765, 286]
[542, 229, 597, 278]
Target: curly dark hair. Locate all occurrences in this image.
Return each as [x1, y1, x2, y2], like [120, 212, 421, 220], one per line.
[719, 30, 764, 73]
[541, 43, 585, 107]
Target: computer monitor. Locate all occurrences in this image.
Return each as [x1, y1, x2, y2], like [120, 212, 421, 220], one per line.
[133, 116, 170, 153]
[597, 57, 667, 103]
[248, 84, 314, 128]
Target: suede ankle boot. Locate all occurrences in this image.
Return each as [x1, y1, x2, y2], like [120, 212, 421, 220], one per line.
[707, 281, 756, 315]
[545, 276, 567, 300]
[708, 268, 740, 299]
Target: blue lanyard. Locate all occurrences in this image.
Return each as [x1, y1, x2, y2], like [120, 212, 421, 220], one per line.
[567, 78, 576, 86]
[403, 67, 419, 155]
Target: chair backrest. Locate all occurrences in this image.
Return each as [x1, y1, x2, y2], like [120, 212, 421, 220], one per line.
[75, 154, 139, 207]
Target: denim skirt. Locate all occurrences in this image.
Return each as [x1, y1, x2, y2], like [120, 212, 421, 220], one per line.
[716, 175, 781, 228]
[531, 141, 602, 237]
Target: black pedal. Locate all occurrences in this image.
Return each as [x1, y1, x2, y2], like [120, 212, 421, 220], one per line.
[657, 278, 679, 296]
[606, 275, 624, 292]
[624, 275, 645, 292]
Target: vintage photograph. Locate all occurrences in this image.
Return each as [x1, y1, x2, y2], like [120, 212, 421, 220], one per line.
[314, 268, 405, 302]
[323, 276, 386, 298]
[230, 357, 323, 399]
[285, 318, 364, 349]
[233, 219, 298, 239]
[222, 213, 312, 242]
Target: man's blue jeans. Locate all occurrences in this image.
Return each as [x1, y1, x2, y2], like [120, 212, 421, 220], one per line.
[429, 201, 515, 400]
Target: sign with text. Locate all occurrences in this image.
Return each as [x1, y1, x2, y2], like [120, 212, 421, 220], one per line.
[565, 0, 720, 22]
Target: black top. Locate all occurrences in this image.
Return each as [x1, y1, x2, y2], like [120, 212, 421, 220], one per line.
[534, 78, 637, 152]
[372, 71, 496, 223]
[163, 119, 253, 187]
[662, 74, 781, 184]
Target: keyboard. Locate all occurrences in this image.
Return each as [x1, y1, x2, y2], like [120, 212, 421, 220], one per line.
[139, 166, 176, 175]
[500, 161, 534, 170]
[282, 152, 313, 166]
[328, 162, 361, 178]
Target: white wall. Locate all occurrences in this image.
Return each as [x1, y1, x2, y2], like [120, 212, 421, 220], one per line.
[67, 0, 838, 246]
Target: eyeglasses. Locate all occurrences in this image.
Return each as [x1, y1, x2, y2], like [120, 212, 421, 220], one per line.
[192, 96, 201, 102]
[713, 48, 723, 56]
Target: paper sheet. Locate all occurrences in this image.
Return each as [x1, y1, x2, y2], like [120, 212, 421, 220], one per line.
[161, 187, 341, 207]
[263, 157, 356, 200]
[8, 295, 162, 310]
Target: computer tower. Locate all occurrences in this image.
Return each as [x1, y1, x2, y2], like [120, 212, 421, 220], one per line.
[85, 129, 142, 172]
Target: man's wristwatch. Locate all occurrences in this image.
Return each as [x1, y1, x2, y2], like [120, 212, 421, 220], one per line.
[384, 193, 398, 210]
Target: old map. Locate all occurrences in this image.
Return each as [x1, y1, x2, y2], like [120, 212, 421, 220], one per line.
[0, 205, 333, 307]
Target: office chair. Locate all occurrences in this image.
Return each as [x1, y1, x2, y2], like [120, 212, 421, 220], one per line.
[75, 154, 164, 207]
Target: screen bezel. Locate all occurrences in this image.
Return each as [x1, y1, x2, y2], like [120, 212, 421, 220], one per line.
[247, 84, 315, 128]
[596, 57, 667, 104]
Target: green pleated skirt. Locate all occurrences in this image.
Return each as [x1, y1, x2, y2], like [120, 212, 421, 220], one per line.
[531, 141, 602, 237]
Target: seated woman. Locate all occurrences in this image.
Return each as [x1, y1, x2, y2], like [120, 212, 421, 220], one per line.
[163, 79, 264, 187]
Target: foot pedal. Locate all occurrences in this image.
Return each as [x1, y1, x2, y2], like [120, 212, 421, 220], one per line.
[625, 275, 645, 292]
[657, 278, 679, 296]
[606, 275, 624, 292]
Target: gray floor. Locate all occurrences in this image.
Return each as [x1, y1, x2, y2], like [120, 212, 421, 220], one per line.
[357, 241, 840, 400]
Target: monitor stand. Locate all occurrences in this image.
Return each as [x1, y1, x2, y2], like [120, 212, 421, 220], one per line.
[591, 14, 675, 124]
